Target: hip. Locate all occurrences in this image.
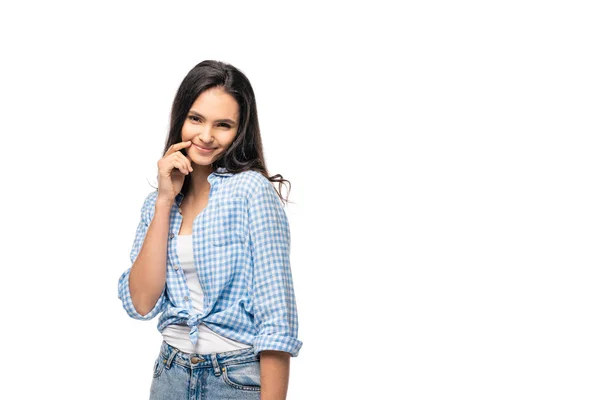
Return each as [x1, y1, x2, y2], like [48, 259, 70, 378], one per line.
[150, 340, 261, 400]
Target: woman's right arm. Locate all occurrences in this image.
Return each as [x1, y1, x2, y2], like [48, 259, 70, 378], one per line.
[128, 198, 173, 316]
[117, 140, 193, 320]
[117, 196, 173, 319]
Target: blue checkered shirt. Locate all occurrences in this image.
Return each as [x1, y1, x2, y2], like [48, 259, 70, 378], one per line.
[117, 167, 302, 357]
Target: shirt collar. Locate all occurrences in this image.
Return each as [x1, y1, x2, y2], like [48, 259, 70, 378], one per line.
[175, 167, 233, 205]
[213, 166, 233, 176]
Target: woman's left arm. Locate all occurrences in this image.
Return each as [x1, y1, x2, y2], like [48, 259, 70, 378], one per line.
[260, 350, 290, 400]
[247, 181, 303, 399]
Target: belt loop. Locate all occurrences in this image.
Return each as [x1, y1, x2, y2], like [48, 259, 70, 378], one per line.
[166, 345, 179, 369]
[211, 353, 222, 376]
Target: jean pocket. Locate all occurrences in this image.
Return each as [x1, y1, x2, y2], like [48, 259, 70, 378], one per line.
[152, 355, 166, 379]
[221, 360, 261, 391]
[209, 197, 247, 246]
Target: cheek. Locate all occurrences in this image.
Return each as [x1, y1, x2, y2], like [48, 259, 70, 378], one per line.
[181, 124, 195, 140]
[225, 132, 237, 145]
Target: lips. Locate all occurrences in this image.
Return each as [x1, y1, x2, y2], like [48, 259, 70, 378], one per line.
[193, 143, 216, 151]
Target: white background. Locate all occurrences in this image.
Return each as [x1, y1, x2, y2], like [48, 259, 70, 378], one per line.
[1, 1, 599, 399]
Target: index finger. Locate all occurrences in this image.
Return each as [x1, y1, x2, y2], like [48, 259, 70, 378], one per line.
[166, 140, 192, 155]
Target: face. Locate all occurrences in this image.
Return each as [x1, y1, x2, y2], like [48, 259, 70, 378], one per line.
[181, 86, 240, 167]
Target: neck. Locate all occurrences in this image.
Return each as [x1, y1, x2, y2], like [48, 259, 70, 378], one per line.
[186, 165, 213, 198]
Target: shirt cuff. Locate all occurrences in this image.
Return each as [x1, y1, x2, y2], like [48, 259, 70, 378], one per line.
[252, 333, 303, 357]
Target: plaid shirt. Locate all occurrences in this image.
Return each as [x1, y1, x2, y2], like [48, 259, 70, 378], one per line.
[117, 167, 302, 357]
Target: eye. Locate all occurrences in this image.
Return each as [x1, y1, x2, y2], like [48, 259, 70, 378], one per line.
[189, 115, 201, 122]
[218, 123, 232, 129]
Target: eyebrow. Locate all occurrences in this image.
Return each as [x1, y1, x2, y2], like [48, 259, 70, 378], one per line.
[188, 110, 237, 125]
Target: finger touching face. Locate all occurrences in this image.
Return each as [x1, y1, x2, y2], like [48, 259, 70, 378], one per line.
[181, 87, 240, 166]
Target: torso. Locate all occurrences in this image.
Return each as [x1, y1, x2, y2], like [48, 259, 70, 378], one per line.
[178, 192, 209, 235]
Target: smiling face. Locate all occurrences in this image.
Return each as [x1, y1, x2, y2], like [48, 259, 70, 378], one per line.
[181, 86, 240, 167]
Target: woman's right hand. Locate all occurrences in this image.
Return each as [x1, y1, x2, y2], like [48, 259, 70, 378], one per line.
[157, 140, 194, 204]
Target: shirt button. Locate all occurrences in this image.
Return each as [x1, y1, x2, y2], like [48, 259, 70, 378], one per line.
[174, 265, 179, 270]
[178, 207, 183, 214]
[169, 233, 174, 239]
[184, 296, 189, 301]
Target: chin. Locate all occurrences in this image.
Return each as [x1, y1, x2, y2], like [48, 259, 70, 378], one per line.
[191, 158, 213, 166]
[192, 153, 220, 165]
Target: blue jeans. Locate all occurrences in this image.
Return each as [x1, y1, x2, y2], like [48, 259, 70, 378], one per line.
[149, 340, 261, 399]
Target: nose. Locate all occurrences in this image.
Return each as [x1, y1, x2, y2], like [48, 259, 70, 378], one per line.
[196, 127, 214, 144]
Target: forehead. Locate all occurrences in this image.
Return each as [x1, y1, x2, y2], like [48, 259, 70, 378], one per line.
[190, 87, 239, 120]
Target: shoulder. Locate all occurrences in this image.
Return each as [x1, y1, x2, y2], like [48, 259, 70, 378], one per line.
[231, 169, 271, 188]
[143, 189, 159, 208]
[228, 170, 277, 199]
[139, 189, 159, 222]
[230, 171, 287, 217]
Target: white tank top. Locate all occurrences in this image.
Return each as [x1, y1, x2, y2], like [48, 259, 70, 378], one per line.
[161, 234, 252, 353]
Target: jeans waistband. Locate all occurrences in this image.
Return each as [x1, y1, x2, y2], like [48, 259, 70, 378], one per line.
[158, 340, 259, 376]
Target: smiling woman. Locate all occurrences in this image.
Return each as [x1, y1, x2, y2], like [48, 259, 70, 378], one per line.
[117, 60, 301, 400]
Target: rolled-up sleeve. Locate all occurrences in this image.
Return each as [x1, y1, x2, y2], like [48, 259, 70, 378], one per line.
[117, 191, 167, 320]
[249, 182, 303, 357]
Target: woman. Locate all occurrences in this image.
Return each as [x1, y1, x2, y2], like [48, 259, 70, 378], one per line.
[117, 60, 302, 399]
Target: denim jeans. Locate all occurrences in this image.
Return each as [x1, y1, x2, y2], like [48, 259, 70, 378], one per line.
[149, 340, 261, 399]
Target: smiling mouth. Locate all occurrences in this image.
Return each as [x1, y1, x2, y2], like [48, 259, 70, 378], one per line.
[193, 143, 216, 151]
